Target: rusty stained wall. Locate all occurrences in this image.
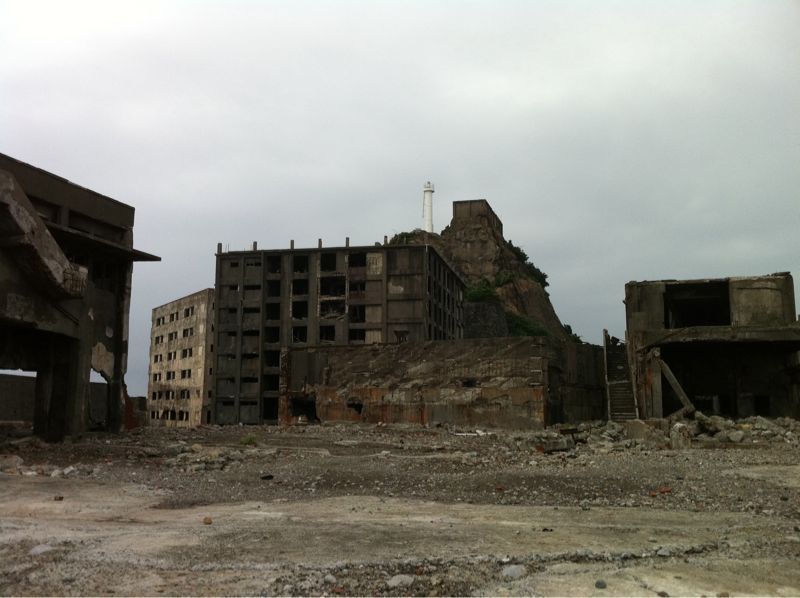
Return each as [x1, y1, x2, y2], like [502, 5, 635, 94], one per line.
[299, 385, 546, 429]
[281, 338, 554, 429]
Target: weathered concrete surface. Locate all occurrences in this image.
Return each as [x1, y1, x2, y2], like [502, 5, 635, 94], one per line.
[1, 477, 797, 596]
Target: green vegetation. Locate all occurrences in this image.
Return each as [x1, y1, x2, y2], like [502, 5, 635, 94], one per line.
[505, 311, 548, 337]
[464, 279, 500, 303]
[239, 434, 257, 446]
[506, 240, 549, 288]
[388, 230, 423, 245]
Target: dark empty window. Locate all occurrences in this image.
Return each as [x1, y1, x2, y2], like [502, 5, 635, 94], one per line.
[266, 280, 281, 297]
[349, 304, 366, 323]
[349, 252, 367, 268]
[292, 279, 309, 295]
[320, 252, 337, 271]
[292, 326, 307, 343]
[265, 303, 281, 320]
[266, 255, 281, 274]
[320, 276, 346, 296]
[263, 374, 280, 391]
[349, 328, 366, 342]
[664, 282, 731, 328]
[292, 300, 308, 319]
[320, 300, 346, 318]
[264, 350, 280, 367]
[293, 255, 309, 273]
[319, 325, 336, 341]
[265, 327, 280, 343]
[349, 280, 366, 297]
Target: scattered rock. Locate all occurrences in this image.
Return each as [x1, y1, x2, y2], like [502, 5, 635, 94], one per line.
[656, 547, 671, 557]
[500, 564, 527, 580]
[595, 579, 607, 589]
[29, 544, 54, 556]
[0, 454, 23, 473]
[53, 495, 64, 501]
[324, 574, 337, 584]
[386, 574, 415, 588]
[670, 423, 692, 450]
[203, 516, 213, 525]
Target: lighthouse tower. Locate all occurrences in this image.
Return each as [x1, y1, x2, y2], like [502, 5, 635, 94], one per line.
[423, 181, 434, 233]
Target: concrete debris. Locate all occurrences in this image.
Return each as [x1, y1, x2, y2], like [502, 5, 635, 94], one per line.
[29, 544, 55, 556]
[0, 454, 23, 473]
[386, 574, 415, 588]
[500, 564, 528, 580]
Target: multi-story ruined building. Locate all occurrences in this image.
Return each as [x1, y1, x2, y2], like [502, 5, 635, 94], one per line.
[0, 153, 159, 439]
[213, 242, 465, 424]
[624, 273, 800, 419]
[147, 288, 214, 426]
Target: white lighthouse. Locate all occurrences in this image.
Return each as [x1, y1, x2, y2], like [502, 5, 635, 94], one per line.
[423, 181, 434, 233]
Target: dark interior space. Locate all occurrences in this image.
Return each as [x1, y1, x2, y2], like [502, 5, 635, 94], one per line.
[660, 342, 797, 418]
[290, 395, 318, 421]
[664, 282, 731, 328]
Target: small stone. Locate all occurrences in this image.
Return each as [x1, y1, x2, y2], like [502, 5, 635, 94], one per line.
[386, 574, 415, 588]
[500, 564, 527, 580]
[717, 593, 730, 597]
[657, 592, 669, 597]
[728, 430, 745, 443]
[657, 547, 671, 557]
[595, 580, 607, 589]
[53, 495, 64, 501]
[203, 516, 213, 525]
[29, 544, 54, 556]
[324, 574, 337, 584]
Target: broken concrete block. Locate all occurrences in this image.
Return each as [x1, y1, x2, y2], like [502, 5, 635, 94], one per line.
[623, 420, 650, 440]
[0, 454, 23, 473]
[670, 423, 692, 450]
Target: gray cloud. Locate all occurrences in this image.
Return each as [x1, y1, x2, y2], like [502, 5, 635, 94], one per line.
[2, 0, 798, 394]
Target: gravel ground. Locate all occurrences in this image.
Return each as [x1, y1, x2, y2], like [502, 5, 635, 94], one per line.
[1, 420, 799, 596]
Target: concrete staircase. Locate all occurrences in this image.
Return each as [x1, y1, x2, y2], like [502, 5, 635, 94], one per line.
[604, 330, 638, 421]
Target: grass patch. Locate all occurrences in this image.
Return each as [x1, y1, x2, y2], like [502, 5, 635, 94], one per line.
[505, 311, 548, 337]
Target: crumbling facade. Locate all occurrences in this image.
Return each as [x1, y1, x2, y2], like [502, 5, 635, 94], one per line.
[0, 153, 158, 439]
[285, 338, 551, 428]
[147, 288, 214, 426]
[214, 242, 464, 424]
[625, 273, 800, 419]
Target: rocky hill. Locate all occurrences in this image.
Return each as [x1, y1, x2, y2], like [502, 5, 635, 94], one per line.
[390, 201, 571, 342]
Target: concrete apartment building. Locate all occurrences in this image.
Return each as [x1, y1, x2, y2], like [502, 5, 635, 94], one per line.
[147, 288, 214, 426]
[213, 242, 465, 424]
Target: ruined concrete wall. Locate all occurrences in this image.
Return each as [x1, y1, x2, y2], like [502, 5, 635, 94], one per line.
[730, 276, 796, 326]
[560, 342, 606, 423]
[283, 338, 553, 429]
[0, 374, 107, 424]
[625, 274, 800, 419]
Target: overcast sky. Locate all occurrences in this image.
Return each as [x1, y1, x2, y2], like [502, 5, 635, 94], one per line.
[2, 1, 798, 395]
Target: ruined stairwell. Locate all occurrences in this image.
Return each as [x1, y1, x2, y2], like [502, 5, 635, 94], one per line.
[604, 330, 638, 421]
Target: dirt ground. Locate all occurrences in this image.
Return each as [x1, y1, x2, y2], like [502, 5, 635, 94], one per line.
[1, 421, 799, 596]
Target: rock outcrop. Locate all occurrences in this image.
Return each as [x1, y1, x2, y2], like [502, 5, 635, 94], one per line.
[392, 200, 569, 341]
